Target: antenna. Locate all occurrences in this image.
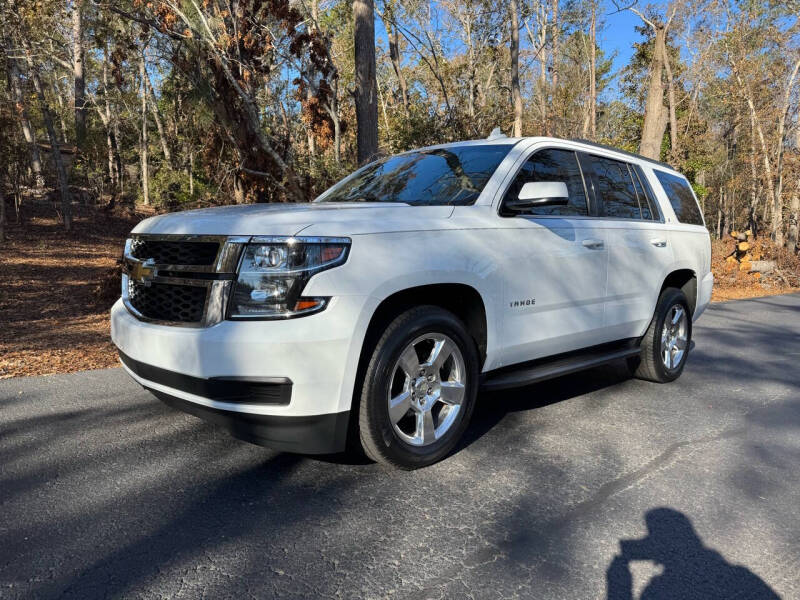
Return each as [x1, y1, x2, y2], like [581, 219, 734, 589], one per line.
[486, 128, 506, 141]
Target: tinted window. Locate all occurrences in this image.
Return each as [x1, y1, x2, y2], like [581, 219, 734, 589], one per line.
[316, 145, 513, 206]
[590, 156, 641, 219]
[502, 149, 588, 216]
[654, 170, 704, 225]
[630, 165, 655, 220]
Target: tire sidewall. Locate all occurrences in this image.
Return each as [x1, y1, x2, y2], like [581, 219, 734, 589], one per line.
[362, 308, 479, 468]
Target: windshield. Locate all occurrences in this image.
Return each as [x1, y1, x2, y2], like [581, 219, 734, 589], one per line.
[315, 144, 514, 206]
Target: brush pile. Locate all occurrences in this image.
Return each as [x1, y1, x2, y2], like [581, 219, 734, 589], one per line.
[712, 231, 800, 301]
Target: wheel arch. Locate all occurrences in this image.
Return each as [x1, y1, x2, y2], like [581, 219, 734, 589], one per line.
[361, 283, 489, 371]
[661, 268, 697, 316]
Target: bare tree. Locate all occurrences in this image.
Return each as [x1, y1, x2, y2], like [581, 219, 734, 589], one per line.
[618, 2, 678, 160]
[72, 0, 86, 153]
[381, 0, 409, 112]
[143, 67, 172, 167]
[586, 1, 597, 138]
[139, 54, 149, 205]
[20, 38, 72, 230]
[5, 54, 45, 186]
[509, 0, 522, 136]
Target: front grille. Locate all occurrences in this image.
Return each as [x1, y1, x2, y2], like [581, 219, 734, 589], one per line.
[127, 280, 208, 323]
[130, 238, 219, 266]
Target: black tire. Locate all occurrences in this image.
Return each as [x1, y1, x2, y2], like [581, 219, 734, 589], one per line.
[628, 287, 692, 383]
[358, 306, 479, 470]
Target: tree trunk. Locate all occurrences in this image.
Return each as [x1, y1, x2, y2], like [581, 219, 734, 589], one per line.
[73, 0, 86, 153]
[353, 0, 379, 164]
[114, 119, 124, 197]
[102, 46, 122, 193]
[55, 89, 69, 143]
[22, 41, 71, 230]
[144, 70, 172, 166]
[639, 26, 668, 160]
[382, 3, 409, 112]
[233, 172, 245, 204]
[509, 0, 522, 137]
[6, 57, 45, 187]
[748, 110, 759, 236]
[0, 177, 5, 244]
[550, 0, 559, 129]
[139, 56, 150, 205]
[663, 47, 679, 163]
[588, 3, 596, 139]
[466, 18, 475, 119]
[788, 181, 800, 253]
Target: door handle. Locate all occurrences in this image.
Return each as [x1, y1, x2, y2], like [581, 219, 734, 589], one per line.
[650, 238, 668, 248]
[582, 239, 604, 249]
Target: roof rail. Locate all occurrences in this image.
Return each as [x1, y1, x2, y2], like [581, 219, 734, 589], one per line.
[569, 138, 674, 170]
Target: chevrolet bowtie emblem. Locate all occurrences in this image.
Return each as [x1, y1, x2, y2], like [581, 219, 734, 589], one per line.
[129, 258, 157, 287]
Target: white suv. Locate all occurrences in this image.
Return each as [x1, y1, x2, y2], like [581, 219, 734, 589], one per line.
[112, 136, 713, 469]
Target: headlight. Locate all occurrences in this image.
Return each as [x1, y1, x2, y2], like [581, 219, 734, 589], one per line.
[228, 236, 350, 319]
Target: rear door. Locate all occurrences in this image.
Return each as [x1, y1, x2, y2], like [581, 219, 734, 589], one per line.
[582, 154, 674, 339]
[496, 147, 611, 366]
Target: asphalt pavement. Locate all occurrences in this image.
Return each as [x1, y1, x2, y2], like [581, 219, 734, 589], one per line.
[2, 293, 800, 599]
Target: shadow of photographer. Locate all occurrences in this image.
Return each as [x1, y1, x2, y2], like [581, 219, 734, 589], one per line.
[606, 508, 780, 600]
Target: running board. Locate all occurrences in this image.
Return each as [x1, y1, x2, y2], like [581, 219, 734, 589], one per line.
[481, 342, 641, 392]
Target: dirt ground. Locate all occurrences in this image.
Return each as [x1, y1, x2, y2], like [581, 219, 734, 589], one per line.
[1, 204, 799, 379]
[0, 201, 145, 379]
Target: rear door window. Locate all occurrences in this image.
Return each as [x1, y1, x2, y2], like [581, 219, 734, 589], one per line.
[653, 170, 704, 225]
[501, 148, 589, 217]
[588, 156, 642, 219]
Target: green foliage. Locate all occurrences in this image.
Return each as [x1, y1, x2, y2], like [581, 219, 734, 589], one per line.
[691, 182, 710, 202]
[141, 169, 210, 209]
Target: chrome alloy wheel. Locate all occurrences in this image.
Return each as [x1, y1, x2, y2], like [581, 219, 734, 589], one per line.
[661, 304, 688, 370]
[387, 333, 467, 447]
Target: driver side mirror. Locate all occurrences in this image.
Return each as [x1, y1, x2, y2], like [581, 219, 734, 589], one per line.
[505, 181, 569, 212]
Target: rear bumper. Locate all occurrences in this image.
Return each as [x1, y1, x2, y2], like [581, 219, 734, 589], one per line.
[694, 271, 714, 321]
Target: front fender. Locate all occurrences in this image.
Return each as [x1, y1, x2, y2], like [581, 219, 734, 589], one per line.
[303, 230, 503, 370]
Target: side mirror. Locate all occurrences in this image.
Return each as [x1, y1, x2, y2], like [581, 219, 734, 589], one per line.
[505, 181, 569, 212]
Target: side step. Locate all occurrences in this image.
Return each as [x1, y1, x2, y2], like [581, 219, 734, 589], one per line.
[481, 341, 641, 392]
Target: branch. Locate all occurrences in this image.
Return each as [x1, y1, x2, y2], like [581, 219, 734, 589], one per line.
[629, 7, 657, 31]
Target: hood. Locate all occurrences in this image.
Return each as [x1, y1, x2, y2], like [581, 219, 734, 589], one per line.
[132, 202, 455, 237]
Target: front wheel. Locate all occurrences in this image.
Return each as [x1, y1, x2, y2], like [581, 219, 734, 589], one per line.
[358, 306, 479, 469]
[628, 287, 692, 383]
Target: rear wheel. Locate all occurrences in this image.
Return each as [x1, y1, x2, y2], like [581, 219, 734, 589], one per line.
[628, 287, 692, 383]
[358, 306, 479, 469]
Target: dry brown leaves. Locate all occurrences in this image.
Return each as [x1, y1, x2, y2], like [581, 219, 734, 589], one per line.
[0, 202, 144, 379]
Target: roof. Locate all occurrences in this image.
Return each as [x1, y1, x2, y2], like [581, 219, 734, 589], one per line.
[405, 135, 679, 173]
[567, 138, 675, 170]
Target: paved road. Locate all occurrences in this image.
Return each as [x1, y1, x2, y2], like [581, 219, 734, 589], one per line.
[2, 294, 800, 599]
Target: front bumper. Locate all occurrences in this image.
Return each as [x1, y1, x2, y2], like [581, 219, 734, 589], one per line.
[147, 387, 349, 455]
[111, 293, 378, 452]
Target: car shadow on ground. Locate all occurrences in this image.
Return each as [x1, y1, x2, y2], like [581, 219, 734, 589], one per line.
[606, 507, 779, 600]
[311, 359, 635, 465]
